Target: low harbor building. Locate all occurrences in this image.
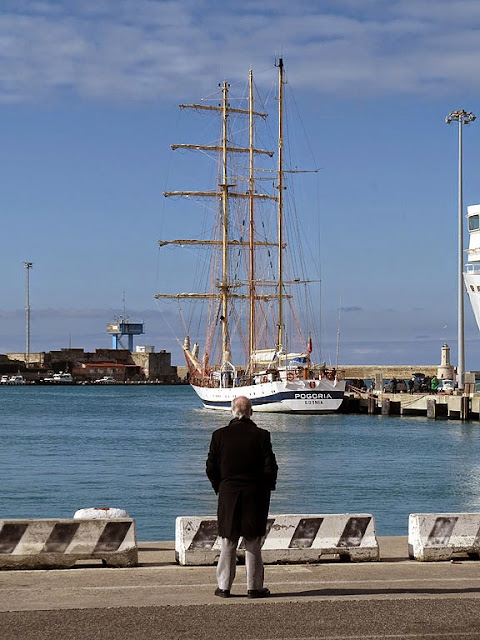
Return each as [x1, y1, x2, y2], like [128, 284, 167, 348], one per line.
[1, 347, 179, 384]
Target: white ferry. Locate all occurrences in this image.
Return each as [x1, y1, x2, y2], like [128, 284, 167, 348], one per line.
[465, 204, 480, 328]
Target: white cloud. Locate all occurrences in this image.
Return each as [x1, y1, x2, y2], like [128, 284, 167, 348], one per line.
[0, 0, 479, 103]
[0, 307, 172, 320]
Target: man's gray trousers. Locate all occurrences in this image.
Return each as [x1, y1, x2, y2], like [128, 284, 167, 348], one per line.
[217, 536, 264, 591]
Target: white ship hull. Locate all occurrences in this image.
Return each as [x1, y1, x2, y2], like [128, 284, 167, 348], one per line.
[465, 204, 480, 332]
[464, 268, 480, 330]
[192, 378, 345, 413]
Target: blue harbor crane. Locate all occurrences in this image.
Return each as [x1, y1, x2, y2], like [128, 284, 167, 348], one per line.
[107, 317, 144, 351]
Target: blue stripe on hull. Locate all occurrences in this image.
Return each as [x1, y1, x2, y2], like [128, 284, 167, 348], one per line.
[201, 389, 344, 410]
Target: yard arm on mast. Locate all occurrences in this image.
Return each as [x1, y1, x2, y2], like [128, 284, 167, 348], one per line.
[158, 239, 280, 247]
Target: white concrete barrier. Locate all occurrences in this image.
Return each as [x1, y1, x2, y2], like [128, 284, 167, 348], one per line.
[175, 513, 379, 565]
[0, 518, 138, 569]
[409, 513, 480, 561]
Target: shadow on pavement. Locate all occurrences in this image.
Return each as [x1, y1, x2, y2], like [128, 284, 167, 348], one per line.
[271, 586, 480, 597]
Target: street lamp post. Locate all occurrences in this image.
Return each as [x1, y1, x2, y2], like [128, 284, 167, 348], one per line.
[446, 110, 475, 391]
[24, 261, 33, 368]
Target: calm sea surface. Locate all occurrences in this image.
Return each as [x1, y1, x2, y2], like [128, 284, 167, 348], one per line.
[2, 384, 480, 541]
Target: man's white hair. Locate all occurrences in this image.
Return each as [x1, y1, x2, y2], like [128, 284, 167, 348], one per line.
[231, 395, 252, 419]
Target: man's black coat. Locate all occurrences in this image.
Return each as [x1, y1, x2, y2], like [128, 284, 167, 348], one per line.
[206, 416, 278, 539]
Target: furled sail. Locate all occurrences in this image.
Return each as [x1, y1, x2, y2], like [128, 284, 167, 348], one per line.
[250, 349, 277, 365]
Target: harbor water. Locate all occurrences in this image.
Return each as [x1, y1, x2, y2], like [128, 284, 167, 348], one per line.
[2, 384, 480, 541]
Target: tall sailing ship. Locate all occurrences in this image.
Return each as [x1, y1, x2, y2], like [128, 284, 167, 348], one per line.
[155, 60, 345, 412]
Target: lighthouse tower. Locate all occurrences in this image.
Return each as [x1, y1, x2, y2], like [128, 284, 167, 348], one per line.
[437, 343, 455, 380]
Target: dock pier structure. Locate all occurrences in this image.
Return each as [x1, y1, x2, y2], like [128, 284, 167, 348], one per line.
[338, 362, 479, 420]
[341, 390, 480, 421]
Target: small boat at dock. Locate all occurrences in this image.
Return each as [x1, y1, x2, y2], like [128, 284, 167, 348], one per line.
[94, 376, 116, 384]
[41, 372, 74, 384]
[6, 375, 26, 385]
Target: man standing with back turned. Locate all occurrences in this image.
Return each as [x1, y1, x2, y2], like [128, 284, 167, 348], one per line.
[206, 395, 278, 598]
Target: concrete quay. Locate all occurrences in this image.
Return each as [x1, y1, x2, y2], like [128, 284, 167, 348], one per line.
[342, 391, 480, 421]
[1, 537, 480, 639]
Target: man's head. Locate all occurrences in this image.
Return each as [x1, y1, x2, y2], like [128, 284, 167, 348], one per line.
[231, 396, 253, 419]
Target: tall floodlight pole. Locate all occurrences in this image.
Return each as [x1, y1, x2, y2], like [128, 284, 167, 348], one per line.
[24, 261, 33, 367]
[445, 110, 475, 391]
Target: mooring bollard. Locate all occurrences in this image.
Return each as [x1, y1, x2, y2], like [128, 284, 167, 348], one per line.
[381, 398, 390, 416]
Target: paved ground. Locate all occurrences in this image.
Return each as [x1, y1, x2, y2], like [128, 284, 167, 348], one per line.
[1, 537, 480, 639]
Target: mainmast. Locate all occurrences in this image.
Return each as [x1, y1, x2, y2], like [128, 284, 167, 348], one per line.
[248, 70, 255, 366]
[220, 81, 230, 364]
[277, 58, 285, 357]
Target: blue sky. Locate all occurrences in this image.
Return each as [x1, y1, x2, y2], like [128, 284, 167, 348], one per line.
[1, 0, 480, 369]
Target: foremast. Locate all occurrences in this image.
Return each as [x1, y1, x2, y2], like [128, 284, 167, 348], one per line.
[220, 81, 230, 366]
[155, 72, 277, 379]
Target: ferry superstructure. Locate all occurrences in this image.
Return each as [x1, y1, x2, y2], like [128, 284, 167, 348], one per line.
[465, 204, 480, 329]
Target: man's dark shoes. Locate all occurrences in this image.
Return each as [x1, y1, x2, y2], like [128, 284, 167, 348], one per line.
[247, 587, 270, 599]
[214, 588, 231, 598]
